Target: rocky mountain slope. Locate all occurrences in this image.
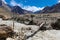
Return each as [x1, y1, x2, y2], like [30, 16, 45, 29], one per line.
[0, 0, 13, 19]
[35, 3, 60, 13]
[1, 0, 60, 15]
[11, 6, 33, 14]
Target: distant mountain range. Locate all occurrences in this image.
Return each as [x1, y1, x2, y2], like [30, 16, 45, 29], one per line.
[0, 0, 60, 14]
[35, 3, 60, 13]
[11, 6, 33, 14]
[11, 3, 60, 14]
[0, 0, 33, 14]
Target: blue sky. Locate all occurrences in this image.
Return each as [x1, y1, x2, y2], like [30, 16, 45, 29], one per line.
[2, 0, 60, 12]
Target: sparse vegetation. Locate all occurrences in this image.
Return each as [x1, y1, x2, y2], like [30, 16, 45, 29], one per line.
[0, 24, 15, 40]
[51, 19, 60, 30]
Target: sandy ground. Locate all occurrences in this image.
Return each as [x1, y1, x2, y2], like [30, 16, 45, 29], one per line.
[27, 30, 60, 40]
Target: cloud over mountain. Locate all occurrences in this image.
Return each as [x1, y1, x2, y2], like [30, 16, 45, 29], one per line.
[58, 0, 60, 3]
[2, 0, 44, 12]
[2, 0, 7, 4]
[23, 6, 44, 12]
[10, 0, 22, 7]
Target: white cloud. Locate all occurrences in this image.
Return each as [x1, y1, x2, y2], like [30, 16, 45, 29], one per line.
[58, 0, 60, 3]
[10, 0, 22, 7]
[2, 0, 44, 12]
[10, 0, 18, 6]
[2, 0, 7, 4]
[10, 0, 44, 12]
[23, 6, 44, 12]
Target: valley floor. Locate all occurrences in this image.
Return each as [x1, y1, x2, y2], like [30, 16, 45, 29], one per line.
[0, 18, 60, 40]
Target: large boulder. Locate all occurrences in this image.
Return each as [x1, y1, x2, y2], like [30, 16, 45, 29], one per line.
[51, 19, 60, 30]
